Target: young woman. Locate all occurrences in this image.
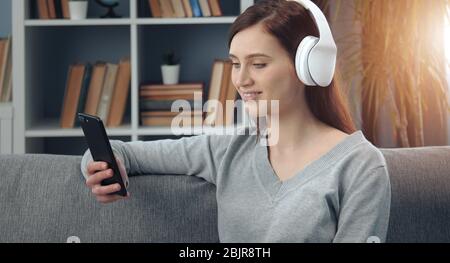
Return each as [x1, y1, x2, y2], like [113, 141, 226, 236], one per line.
[81, 0, 391, 243]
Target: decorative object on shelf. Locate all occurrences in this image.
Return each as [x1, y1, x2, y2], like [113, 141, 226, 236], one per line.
[95, 0, 122, 18]
[161, 50, 181, 85]
[68, 0, 89, 20]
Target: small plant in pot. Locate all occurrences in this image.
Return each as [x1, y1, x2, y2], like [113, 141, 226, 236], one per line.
[161, 50, 180, 85]
[69, 0, 89, 20]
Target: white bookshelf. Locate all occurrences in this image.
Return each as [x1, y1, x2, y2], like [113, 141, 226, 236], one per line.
[24, 18, 133, 26]
[12, 0, 254, 154]
[135, 17, 237, 25]
[0, 103, 13, 154]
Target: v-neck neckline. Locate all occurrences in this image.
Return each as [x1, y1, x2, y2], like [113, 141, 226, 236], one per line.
[253, 130, 366, 201]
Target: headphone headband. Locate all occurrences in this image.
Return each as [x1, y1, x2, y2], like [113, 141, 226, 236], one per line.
[294, 0, 336, 49]
[291, 0, 337, 87]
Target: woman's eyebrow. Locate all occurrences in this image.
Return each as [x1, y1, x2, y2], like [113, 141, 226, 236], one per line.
[229, 53, 272, 59]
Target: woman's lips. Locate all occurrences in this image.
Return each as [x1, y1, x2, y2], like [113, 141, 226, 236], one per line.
[241, 92, 263, 101]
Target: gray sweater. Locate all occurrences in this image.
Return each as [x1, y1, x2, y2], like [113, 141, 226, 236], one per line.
[81, 129, 391, 243]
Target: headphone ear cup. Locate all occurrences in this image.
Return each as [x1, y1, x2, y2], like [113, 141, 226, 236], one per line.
[295, 36, 319, 86]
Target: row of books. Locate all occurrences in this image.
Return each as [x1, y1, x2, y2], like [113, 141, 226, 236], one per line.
[139, 58, 237, 127]
[33, 0, 224, 20]
[0, 36, 12, 103]
[140, 83, 204, 126]
[34, 0, 71, 19]
[60, 59, 131, 128]
[148, 0, 222, 18]
[205, 59, 238, 126]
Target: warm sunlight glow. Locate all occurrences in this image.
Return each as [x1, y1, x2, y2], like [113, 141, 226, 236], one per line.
[446, 8, 450, 64]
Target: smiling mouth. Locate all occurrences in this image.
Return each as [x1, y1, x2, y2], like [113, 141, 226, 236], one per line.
[241, 92, 263, 101]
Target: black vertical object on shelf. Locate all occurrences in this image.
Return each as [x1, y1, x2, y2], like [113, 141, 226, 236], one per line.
[95, 0, 122, 18]
[29, 0, 37, 19]
[138, 0, 151, 18]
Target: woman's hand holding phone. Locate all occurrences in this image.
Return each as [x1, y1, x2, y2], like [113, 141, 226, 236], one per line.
[85, 157, 130, 204]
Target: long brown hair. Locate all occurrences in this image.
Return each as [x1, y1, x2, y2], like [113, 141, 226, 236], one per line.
[228, 0, 356, 136]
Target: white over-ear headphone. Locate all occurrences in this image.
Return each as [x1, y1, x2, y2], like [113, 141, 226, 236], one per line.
[291, 0, 337, 87]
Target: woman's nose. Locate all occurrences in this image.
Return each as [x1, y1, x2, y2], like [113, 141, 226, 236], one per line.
[235, 68, 253, 88]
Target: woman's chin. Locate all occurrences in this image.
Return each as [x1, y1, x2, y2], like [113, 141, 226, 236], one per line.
[244, 100, 271, 118]
[245, 105, 268, 120]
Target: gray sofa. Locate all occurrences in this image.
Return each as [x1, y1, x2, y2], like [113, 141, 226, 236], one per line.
[0, 147, 449, 243]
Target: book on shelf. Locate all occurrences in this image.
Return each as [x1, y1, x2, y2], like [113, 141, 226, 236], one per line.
[74, 63, 93, 126]
[204, 59, 237, 127]
[190, 0, 203, 17]
[141, 83, 204, 91]
[198, 0, 211, 17]
[0, 40, 5, 99]
[34, 0, 73, 19]
[96, 63, 119, 124]
[2, 74, 12, 103]
[37, 0, 50, 19]
[221, 60, 239, 126]
[208, 0, 222, 17]
[142, 110, 203, 117]
[0, 36, 12, 102]
[60, 58, 131, 129]
[225, 68, 238, 105]
[204, 59, 224, 126]
[215, 60, 232, 126]
[139, 83, 203, 101]
[141, 110, 203, 127]
[148, 0, 162, 18]
[53, 0, 64, 19]
[159, 0, 176, 18]
[141, 116, 204, 127]
[61, 0, 70, 19]
[107, 58, 131, 127]
[171, 0, 186, 18]
[218, 61, 232, 107]
[84, 62, 107, 115]
[140, 99, 197, 111]
[139, 83, 204, 127]
[60, 64, 86, 128]
[47, 0, 57, 19]
[147, 0, 223, 18]
[141, 89, 202, 97]
[182, 0, 193, 18]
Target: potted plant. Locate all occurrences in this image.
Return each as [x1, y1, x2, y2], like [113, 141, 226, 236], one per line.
[161, 50, 180, 85]
[69, 0, 89, 20]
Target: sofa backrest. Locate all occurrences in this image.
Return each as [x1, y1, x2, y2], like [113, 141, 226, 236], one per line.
[0, 154, 219, 243]
[0, 146, 449, 242]
[381, 147, 450, 243]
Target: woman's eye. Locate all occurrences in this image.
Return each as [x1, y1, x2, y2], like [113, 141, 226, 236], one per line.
[232, 63, 241, 68]
[253, 64, 266, 68]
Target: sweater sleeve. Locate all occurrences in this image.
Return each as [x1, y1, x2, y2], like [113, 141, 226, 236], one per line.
[333, 165, 391, 243]
[80, 134, 230, 185]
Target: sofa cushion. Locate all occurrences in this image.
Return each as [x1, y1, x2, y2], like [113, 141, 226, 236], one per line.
[0, 154, 219, 243]
[381, 147, 450, 243]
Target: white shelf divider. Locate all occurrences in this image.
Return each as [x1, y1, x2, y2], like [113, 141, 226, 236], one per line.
[25, 119, 133, 137]
[130, 0, 139, 141]
[24, 18, 132, 27]
[136, 17, 237, 25]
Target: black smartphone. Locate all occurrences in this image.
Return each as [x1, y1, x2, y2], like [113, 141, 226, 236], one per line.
[78, 113, 128, 197]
